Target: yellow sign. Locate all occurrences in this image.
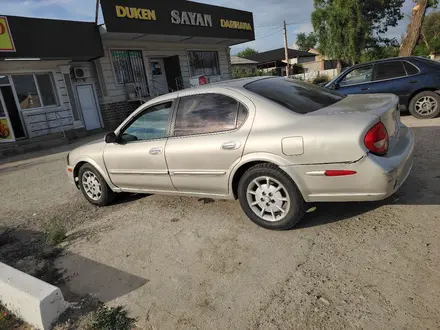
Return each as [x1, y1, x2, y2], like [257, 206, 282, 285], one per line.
[115, 6, 156, 21]
[0, 118, 13, 141]
[220, 19, 252, 31]
[0, 16, 15, 52]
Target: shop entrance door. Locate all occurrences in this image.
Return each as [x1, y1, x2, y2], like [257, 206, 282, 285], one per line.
[0, 85, 25, 139]
[76, 84, 101, 131]
[150, 59, 169, 95]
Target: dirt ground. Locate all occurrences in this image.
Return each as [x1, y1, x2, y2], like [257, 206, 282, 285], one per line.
[1, 115, 439, 329]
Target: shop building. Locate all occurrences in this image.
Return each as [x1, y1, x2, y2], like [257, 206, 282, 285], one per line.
[0, 15, 103, 145]
[0, 0, 254, 148]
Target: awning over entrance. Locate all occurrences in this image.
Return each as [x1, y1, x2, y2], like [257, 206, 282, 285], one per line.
[0, 16, 104, 61]
[100, 0, 255, 46]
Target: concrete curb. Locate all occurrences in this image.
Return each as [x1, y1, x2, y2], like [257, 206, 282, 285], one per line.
[0, 262, 67, 330]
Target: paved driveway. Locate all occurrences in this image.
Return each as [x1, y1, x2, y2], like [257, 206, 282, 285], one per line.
[1, 116, 440, 329]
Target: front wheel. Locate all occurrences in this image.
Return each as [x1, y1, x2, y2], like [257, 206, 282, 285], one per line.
[237, 164, 306, 230]
[78, 164, 116, 206]
[408, 91, 440, 119]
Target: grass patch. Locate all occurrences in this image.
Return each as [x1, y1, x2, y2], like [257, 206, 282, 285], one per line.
[45, 220, 67, 245]
[0, 304, 24, 329]
[88, 305, 135, 330]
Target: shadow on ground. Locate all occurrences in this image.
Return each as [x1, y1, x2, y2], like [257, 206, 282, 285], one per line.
[0, 227, 148, 326]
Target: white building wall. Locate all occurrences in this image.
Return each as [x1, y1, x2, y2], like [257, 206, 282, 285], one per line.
[98, 39, 231, 104]
[0, 60, 75, 138]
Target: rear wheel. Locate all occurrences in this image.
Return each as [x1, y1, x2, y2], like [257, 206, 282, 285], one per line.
[409, 91, 440, 119]
[78, 164, 116, 206]
[237, 163, 305, 230]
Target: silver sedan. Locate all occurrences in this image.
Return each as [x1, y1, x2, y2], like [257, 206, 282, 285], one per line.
[66, 77, 414, 230]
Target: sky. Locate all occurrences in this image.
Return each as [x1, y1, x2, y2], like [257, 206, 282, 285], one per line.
[1, 0, 417, 54]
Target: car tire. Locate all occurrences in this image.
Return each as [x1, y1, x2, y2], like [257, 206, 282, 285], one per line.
[409, 91, 440, 119]
[78, 164, 116, 206]
[237, 163, 306, 230]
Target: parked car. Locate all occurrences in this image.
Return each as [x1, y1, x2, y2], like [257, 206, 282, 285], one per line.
[325, 56, 440, 119]
[66, 77, 414, 230]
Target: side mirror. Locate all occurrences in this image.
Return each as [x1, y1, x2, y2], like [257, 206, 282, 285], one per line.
[105, 132, 118, 143]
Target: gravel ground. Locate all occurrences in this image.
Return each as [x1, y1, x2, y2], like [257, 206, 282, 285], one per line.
[1, 115, 439, 329]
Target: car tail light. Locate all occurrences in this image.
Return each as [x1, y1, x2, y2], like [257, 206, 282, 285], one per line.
[364, 122, 389, 155]
[199, 76, 207, 85]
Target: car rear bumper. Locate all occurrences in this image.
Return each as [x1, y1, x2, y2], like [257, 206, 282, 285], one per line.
[281, 124, 414, 202]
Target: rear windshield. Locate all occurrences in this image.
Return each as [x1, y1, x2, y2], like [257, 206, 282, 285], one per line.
[415, 57, 440, 69]
[244, 77, 345, 114]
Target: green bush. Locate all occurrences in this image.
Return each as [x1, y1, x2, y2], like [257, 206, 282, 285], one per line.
[45, 220, 67, 245]
[88, 306, 135, 330]
[312, 75, 330, 85]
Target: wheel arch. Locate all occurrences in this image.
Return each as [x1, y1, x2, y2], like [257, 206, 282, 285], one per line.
[229, 153, 307, 200]
[72, 157, 120, 192]
[407, 88, 439, 108]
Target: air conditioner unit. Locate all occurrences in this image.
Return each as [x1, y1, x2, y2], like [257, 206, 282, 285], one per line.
[73, 67, 91, 79]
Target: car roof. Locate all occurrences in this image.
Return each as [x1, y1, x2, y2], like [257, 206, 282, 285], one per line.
[154, 76, 275, 101]
[353, 56, 421, 67]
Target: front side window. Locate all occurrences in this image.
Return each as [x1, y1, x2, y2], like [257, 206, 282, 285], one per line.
[174, 93, 245, 137]
[12, 73, 58, 110]
[339, 65, 373, 86]
[188, 51, 220, 77]
[374, 62, 407, 80]
[120, 102, 172, 143]
[245, 77, 344, 114]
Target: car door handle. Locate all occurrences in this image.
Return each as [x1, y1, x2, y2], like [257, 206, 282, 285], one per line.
[409, 80, 419, 84]
[149, 147, 163, 155]
[221, 141, 240, 150]
[360, 87, 369, 91]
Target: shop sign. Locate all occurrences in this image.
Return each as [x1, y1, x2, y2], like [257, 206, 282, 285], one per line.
[0, 16, 16, 52]
[101, 0, 255, 41]
[0, 118, 14, 142]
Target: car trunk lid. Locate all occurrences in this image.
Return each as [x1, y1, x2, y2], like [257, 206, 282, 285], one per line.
[310, 93, 401, 150]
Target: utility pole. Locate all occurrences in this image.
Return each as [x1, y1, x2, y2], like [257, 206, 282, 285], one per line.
[283, 20, 289, 77]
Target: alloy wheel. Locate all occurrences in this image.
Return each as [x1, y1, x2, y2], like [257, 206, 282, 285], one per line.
[246, 176, 290, 222]
[82, 171, 102, 201]
[415, 96, 438, 116]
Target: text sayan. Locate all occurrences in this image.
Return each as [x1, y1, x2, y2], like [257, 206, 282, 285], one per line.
[171, 10, 213, 27]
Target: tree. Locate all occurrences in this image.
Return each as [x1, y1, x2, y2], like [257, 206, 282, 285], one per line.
[236, 47, 258, 58]
[312, 0, 406, 71]
[360, 46, 400, 63]
[296, 32, 317, 51]
[399, 0, 438, 56]
[361, 0, 405, 45]
[312, 0, 367, 72]
[421, 11, 440, 55]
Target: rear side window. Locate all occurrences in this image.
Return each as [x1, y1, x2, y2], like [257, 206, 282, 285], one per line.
[174, 93, 247, 136]
[403, 61, 419, 75]
[244, 77, 344, 114]
[374, 62, 406, 80]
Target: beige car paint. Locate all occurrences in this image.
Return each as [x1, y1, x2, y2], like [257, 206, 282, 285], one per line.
[67, 77, 414, 204]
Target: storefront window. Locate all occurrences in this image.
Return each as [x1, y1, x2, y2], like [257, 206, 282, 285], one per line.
[12, 75, 41, 109]
[0, 97, 5, 117]
[111, 50, 149, 96]
[188, 51, 220, 77]
[36, 74, 57, 106]
[12, 73, 58, 110]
